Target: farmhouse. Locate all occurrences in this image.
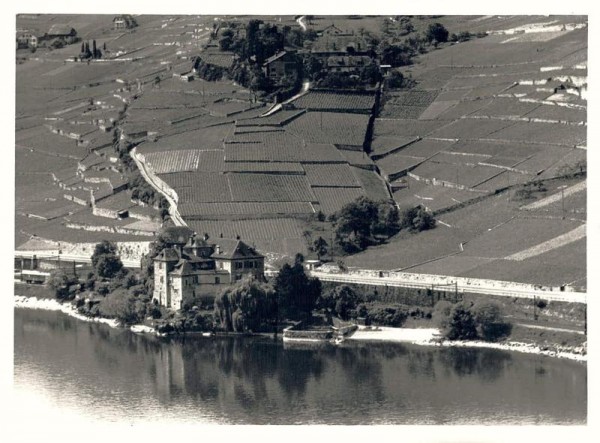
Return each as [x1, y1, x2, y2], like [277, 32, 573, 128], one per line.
[16, 30, 38, 48]
[113, 15, 137, 30]
[262, 51, 299, 81]
[153, 229, 265, 310]
[47, 24, 77, 39]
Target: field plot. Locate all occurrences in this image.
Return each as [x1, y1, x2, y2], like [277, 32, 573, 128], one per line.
[287, 112, 370, 147]
[185, 218, 305, 240]
[237, 109, 306, 127]
[523, 104, 587, 123]
[393, 179, 482, 213]
[429, 117, 513, 140]
[204, 100, 261, 117]
[312, 187, 365, 214]
[127, 108, 208, 124]
[160, 172, 231, 203]
[179, 202, 314, 218]
[16, 148, 78, 174]
[351, 167, 391, 201]
[369, 135, 418, 158]
[373, 119, 447, 138]
[380, 105, 428, 119]
[411, 160, 502, 188]
[459, 237, 586, 287]
[144, 149, 201, 174]
[291, 91, 376, 112]
[447, 139, 540, 158]
[434, 99, 497, 121]
[409, 254, 497, 276]
[138, 124, 234, 154]
[419, 100, 459, 120]
[223, 162, 304, 174]
[303, 164, 360, 187]
[18, 127, 88, 160]
[377, 154, 426, 180]
[228, 174, 316, 202]
[129, 91, 208, 110]
[464, 83, 517, 100]
[344, 225, 468, 270]
[488, 121, 586, 146]
[537, 148, 587, 180]
[462, 217, 583, 259]
[225, 140, 346, 163]
[398, 138, 456, 158]
[471, 98, 541, 117]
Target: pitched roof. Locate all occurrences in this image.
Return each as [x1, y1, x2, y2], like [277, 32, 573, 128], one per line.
[48, 24, 75, 36]
[263, 51, 290, 66]
[211, 239, 263, 260]
[170, 259, 195, 276]
[154, 248, 180, 262]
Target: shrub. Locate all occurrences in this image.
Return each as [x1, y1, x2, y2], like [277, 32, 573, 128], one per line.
[98, 289, 146, 325]
[472, 301, 513, 342]
[443, 302, 478, 340]
[367, 306, 408, 327]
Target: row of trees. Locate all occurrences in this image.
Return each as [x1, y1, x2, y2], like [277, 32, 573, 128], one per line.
[80, 39, 104, 60]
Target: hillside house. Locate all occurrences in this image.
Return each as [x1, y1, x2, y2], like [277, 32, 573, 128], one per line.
[113, 15, 137, 30]
[262, 51, 299, 81]
[153, 230, 265, 310]
[16, 31, 38, 48]
[47, 24, 77, 39]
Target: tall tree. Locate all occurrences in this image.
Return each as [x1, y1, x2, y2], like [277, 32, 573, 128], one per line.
[274, 255, 321, 321]
[312, 237, 328, 260]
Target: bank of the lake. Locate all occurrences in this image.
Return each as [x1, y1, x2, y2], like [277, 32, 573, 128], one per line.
[14, 308, 587, 425]
[14, 293, 587, 361]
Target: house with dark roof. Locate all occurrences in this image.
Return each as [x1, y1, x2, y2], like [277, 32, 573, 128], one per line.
[153, 230, 265, 310]
[113, 15, 137, 30]
[262, 51, 299, 81]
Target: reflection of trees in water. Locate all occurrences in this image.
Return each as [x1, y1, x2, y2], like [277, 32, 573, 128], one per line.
[437, 348, 513, 382]
[405, 348, 436, 380]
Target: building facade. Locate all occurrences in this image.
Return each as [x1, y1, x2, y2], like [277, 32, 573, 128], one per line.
[153, 231, 265, 310]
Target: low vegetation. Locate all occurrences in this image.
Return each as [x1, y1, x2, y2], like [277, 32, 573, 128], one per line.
[434, 300, 512, 342]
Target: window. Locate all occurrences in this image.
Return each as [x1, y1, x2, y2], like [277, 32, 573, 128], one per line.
[160, 276, 164, 283]
[215, 277, 220, 284]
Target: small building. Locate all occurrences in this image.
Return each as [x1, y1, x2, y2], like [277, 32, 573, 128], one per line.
[262, 51, 299, 81]
[113, 15, 137, 30]
[47, 24, 77, 38]
[153, 230, 265, 310]
[16, 31, 38, 48]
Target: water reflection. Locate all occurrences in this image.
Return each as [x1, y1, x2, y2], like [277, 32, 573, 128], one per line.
[14, 309, 586, 424]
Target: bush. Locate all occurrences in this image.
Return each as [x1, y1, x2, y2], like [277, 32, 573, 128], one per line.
[367, 306, 408, 327]
[443, 302, 478, 340]
[98, 289, 146, 325]
[435, 300, 512, 342]
[472, 301, 512, 342]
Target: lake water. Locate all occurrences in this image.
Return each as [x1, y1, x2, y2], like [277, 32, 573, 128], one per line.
[14, 308, 586, 425]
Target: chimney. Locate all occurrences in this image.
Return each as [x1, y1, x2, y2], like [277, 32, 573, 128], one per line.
[236, 234, 240, 240]
[216, 245, 221, 254]
[203, 232, 209, 241]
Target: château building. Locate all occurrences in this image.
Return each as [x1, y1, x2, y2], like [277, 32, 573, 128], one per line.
[153, 230, 264, 310]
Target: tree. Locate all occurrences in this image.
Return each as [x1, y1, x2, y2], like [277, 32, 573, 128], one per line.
[472, 301, 512, 342]
[399, 205, 435, 232]
[318, 285, 361, 320]
[425, 23, 449, 44]
[91, 240, 123, 278]
[98, 289, 145, 324]
[46, 268, 78, 300]
[312, 237, 328, 260]
[274, 255, 321, 321]
[443, 302, 478, 340]
[213, 276, 276, 332]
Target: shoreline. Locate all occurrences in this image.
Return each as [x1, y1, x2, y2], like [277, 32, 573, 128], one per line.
[348, 325, 587, 362]
[14, 295, 586, 362]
